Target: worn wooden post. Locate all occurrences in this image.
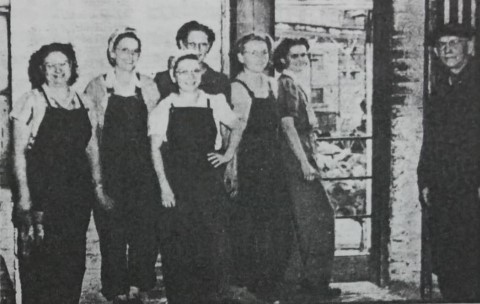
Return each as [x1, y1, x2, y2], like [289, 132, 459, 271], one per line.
[229, 0, 274, 77]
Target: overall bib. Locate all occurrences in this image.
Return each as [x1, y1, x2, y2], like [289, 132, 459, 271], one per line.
[98, 82, 158, 298]
[160, 100, 229, 304]
[22, 88, 94, 304]
[230, 79, 293, 292]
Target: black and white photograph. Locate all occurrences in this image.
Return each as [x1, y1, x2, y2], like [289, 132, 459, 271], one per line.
[0, 0, 480, 303]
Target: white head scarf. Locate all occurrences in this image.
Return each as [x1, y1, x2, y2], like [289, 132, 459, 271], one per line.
[168, 49, 201, 82]
[107, 27, 140, 66]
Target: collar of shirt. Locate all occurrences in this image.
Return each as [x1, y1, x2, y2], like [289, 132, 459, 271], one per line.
[41, 83, 78, 108]
[104, 68, 142, 97]
[171, 89, 208, 106]
[282, 69, 311, 100]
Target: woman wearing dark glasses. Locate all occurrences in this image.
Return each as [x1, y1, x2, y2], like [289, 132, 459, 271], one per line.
[273, 38, 340, 298]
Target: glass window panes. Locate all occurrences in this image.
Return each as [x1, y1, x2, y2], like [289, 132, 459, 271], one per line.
[313, 138, 372, 179]
[335, 218, 371, 253]
[322, 179, 371, 217]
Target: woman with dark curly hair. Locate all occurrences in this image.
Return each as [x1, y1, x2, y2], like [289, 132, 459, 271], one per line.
[11, 42, 97, 304]
[274, 38, 340, 297]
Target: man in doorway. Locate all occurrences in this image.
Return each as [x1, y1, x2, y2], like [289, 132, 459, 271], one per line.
[154, 20, 230, 103]
[418, 22, 480, 302]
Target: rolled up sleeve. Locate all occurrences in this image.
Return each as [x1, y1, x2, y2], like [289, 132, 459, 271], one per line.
[148, 99, 170, 141]
[277, 76, 300, 119]
[10, 92, 35, 123]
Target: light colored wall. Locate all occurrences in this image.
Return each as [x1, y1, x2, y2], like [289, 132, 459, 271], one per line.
[11, 0, 225, 101]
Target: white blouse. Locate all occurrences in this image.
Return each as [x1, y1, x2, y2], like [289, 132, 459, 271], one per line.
[148, 90, 236, 150]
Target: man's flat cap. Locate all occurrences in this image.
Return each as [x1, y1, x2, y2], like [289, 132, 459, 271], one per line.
[430, 22, 475, 45]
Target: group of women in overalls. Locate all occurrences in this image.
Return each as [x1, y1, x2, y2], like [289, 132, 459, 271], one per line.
[11, 21, 339, 304]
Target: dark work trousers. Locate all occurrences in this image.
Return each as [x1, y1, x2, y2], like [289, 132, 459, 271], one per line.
[229, 79, 293, 292]
[98, 84, 158, 299]
[19, 199, 91, 304]
[159, 102, 230, 304]
[429, 185, 480, 302]
[281, 140, 335, 288]
[20, 88, 94, 304]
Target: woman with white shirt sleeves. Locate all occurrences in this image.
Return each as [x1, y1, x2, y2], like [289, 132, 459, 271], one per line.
[11, 43, 97, 304]
[148, 51, 244, 304]
[83, 27, 160, 304]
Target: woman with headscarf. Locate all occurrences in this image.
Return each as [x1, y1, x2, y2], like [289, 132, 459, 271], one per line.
[11, 42, 96, 304]
[84, 27, 160, 304]
[149, 50, 244, 304]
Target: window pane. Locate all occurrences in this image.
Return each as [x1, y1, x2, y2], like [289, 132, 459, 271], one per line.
[323, 179, 370, 216]
[335, 218, 371, 253]
[313, 138, 372, 179]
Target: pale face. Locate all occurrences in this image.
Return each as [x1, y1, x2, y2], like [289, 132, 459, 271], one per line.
[435, 35, 472, 73]
[181, 30, 211, 62]
[174, 58, 203, 93]
[285, 44, 310, 73]
[43, 51, 71, 87]
[238, 40, 270, 73]
[112, 37, 140, 72]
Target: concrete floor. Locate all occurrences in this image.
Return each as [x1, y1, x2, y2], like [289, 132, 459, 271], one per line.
[79, 215, 426, 304]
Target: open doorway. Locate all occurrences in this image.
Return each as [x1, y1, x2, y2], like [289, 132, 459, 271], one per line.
[274, 0, 391, 284]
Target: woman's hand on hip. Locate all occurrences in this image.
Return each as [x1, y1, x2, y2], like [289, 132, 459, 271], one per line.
[207, 152, 233, 168]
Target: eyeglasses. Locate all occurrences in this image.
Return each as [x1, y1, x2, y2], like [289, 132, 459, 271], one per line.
[289, 52, 309, 59]
[175, 68, 204, 76]
[116, 47, 141, 57]
[436, 38, 467, 51]
[44, 61, 70, 70]
[186, 42, 210, 50]
[243, 50, 269, 57]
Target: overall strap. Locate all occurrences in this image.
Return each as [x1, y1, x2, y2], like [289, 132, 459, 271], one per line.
[134, 72, 142, 97]
[104, 74, 114, 95]
[207, 98, 211, 108]
[39, 86, 54, 108]
[76, 93, 86, 109]
[231, 79, 255, 99]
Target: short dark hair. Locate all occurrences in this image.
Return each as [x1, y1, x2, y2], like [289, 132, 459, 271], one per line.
[107, 31, 142, 66]
[430, 22, 475, 45]
[175, 21, 215, 49]
[28, 42, 79, 89]
[273, 38, 310, 73]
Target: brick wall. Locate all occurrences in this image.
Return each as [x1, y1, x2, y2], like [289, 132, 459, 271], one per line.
[388, 0, 424, 285]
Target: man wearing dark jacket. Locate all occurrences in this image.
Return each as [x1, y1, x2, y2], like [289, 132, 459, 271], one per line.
[418, 22, 480, 302]
[154, 20, 230, 103]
